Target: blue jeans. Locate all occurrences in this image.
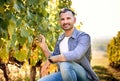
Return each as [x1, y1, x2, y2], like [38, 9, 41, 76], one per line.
[37, 62, 90, 81]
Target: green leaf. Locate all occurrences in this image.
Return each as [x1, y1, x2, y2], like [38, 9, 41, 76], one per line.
[0, 47, 9, 63]
[18, 36, 26, 46]
[13, 44, 29, 62]
[0, 13, 3, 19]
[20, 27, 29, 37]
[27, 9, 35, 19]
[11, 33, 17, 46]
[14, 4, 21, 13]
[0, 0, 5, 7]
[28, 0, 39, 5]
[14, 49, 28, 62]
[16, 19, 22, 27]
[29, 49, 39, 66]
[8, 19, 16, 39]
[28, 36, 33, 43]
[27, 27, 34, 35]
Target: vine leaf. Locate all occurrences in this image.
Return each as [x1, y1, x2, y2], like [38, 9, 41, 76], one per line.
[8, 20, 16, 39]
[20, 27, 29, 37]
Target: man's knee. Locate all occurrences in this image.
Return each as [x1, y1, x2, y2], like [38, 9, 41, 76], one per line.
[59, 62, 73, 70]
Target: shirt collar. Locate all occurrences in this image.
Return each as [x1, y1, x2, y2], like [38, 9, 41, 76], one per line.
[58, 27, 79, 41]
[70, 28, 77, 39]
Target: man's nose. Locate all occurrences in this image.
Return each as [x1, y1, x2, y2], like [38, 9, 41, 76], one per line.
[64, 19, 68, 23]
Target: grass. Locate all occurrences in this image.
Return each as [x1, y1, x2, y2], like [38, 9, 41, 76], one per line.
[93, 66, 119, 81]
[91, 51, 120, 81]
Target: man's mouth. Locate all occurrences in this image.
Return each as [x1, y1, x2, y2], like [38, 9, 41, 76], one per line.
[63, 24, 70, 27]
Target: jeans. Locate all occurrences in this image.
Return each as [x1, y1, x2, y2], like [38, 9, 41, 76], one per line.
[37, 62, 90, 81]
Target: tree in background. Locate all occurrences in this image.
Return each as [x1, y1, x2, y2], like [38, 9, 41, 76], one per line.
[107, 31, 120, 68]
[0, 0, 72, 81]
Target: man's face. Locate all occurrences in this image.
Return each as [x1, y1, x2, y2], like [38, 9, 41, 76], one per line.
[59, 11, 76, 31]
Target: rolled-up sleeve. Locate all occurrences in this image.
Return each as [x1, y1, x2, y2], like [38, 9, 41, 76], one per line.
[63, 34, 90, 61]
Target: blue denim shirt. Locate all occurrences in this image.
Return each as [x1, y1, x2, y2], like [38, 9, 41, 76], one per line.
[52, 28, 99, 81]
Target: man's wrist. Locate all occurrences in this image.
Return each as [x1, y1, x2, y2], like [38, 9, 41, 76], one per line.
[48, 56, 54, 63]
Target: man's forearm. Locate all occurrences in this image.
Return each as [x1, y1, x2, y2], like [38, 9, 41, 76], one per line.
[42, 48, 51, 58]
[50, 54, 66, 63]
[40, 43, 51, 58]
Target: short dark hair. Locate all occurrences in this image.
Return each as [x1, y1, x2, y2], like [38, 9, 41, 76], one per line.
[59, 8, 75, 16]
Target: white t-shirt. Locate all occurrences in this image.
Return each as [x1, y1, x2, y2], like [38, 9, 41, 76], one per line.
[59, 36, 70, 54]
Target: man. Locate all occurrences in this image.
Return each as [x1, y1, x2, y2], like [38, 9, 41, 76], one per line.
[37, 8, 99, 81]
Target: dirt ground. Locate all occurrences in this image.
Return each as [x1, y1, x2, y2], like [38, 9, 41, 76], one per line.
[91, 51, 109, 66]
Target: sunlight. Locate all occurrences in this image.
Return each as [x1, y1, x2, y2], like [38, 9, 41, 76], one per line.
[71, 0, 120, 39]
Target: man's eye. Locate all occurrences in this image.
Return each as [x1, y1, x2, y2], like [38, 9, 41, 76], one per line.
[61, 18, 64, 21]
[67, 17, 71, 20]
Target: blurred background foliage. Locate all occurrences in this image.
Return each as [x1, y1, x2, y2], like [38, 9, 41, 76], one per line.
[107, 31, 120, 68]
[0, 0, 72, 80]
[0, 0, 72, 65]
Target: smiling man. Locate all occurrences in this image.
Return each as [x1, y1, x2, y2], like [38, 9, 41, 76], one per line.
[37, 8, 99, 81]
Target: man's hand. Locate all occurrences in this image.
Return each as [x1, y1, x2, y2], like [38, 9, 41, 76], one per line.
[40, 60, 50, 77]
[34, 34, 51, 57]
[34, 34, 46, 47]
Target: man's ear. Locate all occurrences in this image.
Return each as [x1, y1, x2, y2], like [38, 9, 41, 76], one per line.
[74, 17, 76, 23]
